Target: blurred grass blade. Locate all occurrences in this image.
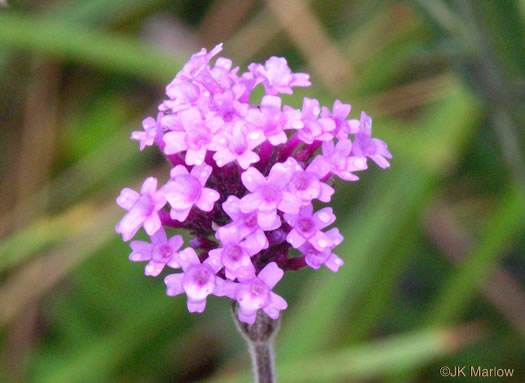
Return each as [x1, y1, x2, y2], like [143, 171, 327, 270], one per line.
[426, 185, 525, 325]
[0, 203, 101, 272]
[207, 324, 482, 383]
[387, 185, 525, 383]
[0, 202, 122, 325]
[46, 0, 167, 25]
[344, 230, 419, 342]
[0, 11, 183, 82]
[34, 294, 185, 383]
[412, 0, 466, 37]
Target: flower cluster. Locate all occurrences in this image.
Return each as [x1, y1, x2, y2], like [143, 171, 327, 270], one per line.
[116, 44, 391, 324]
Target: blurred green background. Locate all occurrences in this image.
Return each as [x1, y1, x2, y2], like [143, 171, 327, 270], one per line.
[0, 0, 524, 382]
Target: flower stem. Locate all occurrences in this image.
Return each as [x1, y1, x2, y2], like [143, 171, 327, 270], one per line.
[232, 304, 280, 383]
[249, 340, 274, 383]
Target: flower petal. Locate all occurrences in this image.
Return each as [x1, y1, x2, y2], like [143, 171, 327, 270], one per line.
[257, 209, 278, 230]
[257, 262, 283, 289]
[241, 167, 266, 192]
[164, 273, 184, 296]
[195, 188, 219, 211]
[240, 192, 263, 213]
[187, 299, 207, 313]
[116, 188, 139, 210]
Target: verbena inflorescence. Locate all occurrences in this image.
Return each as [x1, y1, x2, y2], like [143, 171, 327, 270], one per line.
[116, 44, 391, 325]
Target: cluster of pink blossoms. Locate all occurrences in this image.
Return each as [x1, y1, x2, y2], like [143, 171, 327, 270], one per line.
[116, 44, 391, 325]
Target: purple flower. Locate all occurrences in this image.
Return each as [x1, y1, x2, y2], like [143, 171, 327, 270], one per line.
[320, 139, 368, 181]
[208, 56, 239, 90]
[226, 262, 287, 324]
[117, 44, 391, 320]
[208, 225, 267, 280]
[162, 107, 223, 166]
[299, 228, 344, 271]
[194, 58, 239, 97]
[351, 111, 392, 169]
[240, 163, 301, 230]
[129, 227, 183, 276]
[131, 114, 163, 151]
[248, 56, 310, 95]
[245, 95, 289, 145]
[222, 195, 279, 240]
[210, 86, 248, 121]
[321, 100, 357, 139]
[162, 164, 219, 221]
[172, 43, 223, 83]
[286, 157, 334, 204]
[212, 121, 265, 169]
[284, 205, 336, 250]
[116, 177, 166, 241]
[287, 98, 335, 144]
[164, 247, 225, 313]
[161, 81, 201, 113]
[160, 45, 224, 112]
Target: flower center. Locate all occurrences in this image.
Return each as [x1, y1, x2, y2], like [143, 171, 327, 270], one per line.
[303, 243, 330, 266]
[292, 173, 311, 191]
[175, 174, 202, 203]
[297, 218, 315, 235]
[250, 280, 268, 297]
[159, 245, 171, 259]
[261, 184, 281, 203]
[182, 264, 215, 300]
[244, 214, 258, 229]
[153, 244, 172, 262]
[224, 245, 243, 262]
[194, 269, 211, 286]
[135, 194, 155, 216]
[193, 135, 209, 148]
[304, 244, 319, 257]
[188, 125, 210, 149]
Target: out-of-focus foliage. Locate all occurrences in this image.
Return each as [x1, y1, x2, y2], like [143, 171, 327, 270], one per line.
[0, 1, 523, 382]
